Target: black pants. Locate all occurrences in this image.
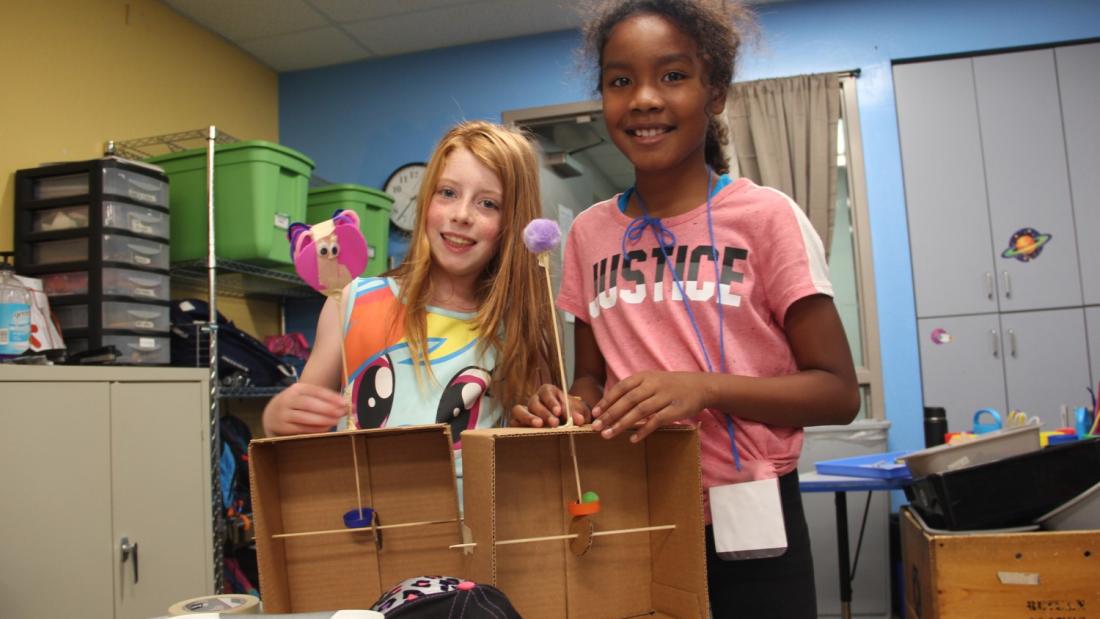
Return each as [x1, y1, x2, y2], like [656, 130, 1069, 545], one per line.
[706, 469, 817, 618]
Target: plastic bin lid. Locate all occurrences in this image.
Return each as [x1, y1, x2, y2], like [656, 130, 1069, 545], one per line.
[146, 139, 315, 169]
[308, 183, 393, 202]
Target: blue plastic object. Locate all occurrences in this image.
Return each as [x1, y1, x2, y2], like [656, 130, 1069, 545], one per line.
[972, 408, 1003, 434]
[815, 450, 913, 480]
[343, 507, 374, 529]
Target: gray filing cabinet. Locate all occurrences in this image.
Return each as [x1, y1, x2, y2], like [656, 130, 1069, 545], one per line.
[0, 366, 214, 619]
[896, 42, 1100, 431]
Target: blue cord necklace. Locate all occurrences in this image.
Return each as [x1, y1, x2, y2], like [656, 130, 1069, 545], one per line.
[620, 166, 741, 470]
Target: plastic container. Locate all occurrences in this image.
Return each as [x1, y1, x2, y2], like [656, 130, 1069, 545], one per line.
[54, 301, 170, 332]
[900, 422, 1041, 477]
[147, 141, 315, 265]
[29, 162, 169, 207]
[0, 258, 31, 357]
[40, 267, 170, 300]
[66, 333, 170, 365]
[307, 184, 393, 277]
[26, 234, 169, 270]
[905, 437, 1100, 530]
[30, 201, 169, 240]
[1035, 481, 1100, 531]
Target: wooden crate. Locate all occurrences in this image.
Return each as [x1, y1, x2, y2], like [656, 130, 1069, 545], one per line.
[901, 507, 1100, 618]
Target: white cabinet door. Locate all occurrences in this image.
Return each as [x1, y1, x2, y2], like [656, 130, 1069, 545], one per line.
[1001, 308, 1091, 429]
[112, 381, 213, 619]
[975, 49, 1083, 312]
[918, 314, 1008, 434]
[896, 58, 1000, 318]
[1059, 43, 1100, 306]
[0, 381, 114, 619]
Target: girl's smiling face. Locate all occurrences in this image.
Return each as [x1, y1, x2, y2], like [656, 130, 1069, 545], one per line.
[425, 146, 504, 297]
[600, 13, 724, 176]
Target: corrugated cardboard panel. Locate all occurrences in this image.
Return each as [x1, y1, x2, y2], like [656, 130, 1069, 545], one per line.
[249, 440, 289, 611]
[278, 433, 382, 611]
[250, 426, 461, 613]
[562, 431, 654, 618]
[493, 433, 569, 618]
[460, 431, 495, 582]
[365, 430, 464, 585]
[647, 428, 708, 618]
[902, 507, 1100, 618]
[461, 426, 708, 619]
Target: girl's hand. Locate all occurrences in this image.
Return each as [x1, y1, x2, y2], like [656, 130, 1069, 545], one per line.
[510, 384, 592, 427]
[262, 382, 347, 436]
[590, 371, 710, 442]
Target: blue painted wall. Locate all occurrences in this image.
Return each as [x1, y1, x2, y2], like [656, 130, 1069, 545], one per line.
[280, 0, 1100, 462]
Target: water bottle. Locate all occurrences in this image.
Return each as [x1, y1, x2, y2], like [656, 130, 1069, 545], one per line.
[0, 255, 31, 358]
[923, 406, 948, 447]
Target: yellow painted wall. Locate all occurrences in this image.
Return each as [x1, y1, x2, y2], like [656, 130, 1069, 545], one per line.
[1, 0, 283, 336]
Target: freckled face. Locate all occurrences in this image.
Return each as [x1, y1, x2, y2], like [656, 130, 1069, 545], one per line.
[425, 147, 504, 290]
[600, 13, 723, 174]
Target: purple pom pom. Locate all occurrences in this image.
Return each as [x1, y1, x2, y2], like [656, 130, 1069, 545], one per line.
[523, 218, 561, 253]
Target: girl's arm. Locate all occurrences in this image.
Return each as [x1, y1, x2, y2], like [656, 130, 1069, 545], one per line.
[261, 294, 347, 436]
[511, 320, 607, 427]
[591, 294, 860, 441]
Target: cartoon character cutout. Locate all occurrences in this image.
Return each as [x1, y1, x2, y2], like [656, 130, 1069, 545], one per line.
[288, 210, 368, 295]
[436, 366, 492, 448]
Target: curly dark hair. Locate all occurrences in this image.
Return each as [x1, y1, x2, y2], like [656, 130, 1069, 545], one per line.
[582, 0, 755, 174]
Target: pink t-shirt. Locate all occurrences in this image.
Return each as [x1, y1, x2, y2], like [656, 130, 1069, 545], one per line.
[557, 177, 832, 518]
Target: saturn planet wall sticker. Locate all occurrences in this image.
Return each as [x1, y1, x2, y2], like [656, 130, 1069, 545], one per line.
[1001, 227, 1052, 262]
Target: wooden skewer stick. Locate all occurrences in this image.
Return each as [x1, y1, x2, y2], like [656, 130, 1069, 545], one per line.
[272, 518, 460, 540]
[448, 523, 676, 549]
[539, 254, 572, 428]
[350, 434, 364, 516]
[335, 290, 356, 431]
[568, 433, 582, 502]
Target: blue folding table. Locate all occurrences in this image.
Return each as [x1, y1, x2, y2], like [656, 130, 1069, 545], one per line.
[800, 453, 912, 619]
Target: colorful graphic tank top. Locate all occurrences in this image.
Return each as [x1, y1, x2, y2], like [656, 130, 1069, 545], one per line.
[341, 277, 502, 455]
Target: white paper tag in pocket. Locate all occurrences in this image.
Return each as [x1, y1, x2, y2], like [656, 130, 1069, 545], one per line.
[710, 477, 787, 560]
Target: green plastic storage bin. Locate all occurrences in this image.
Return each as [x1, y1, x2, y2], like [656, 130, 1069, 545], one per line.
[307, 184, 393, 277]
[147, 141, 314, 266]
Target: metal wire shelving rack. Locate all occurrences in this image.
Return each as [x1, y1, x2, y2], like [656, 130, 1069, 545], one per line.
[114, 127, 316, 593]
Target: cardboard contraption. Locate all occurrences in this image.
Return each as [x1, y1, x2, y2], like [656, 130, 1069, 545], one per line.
[250, 424, 709, 618]
[250, 425, 463, 613]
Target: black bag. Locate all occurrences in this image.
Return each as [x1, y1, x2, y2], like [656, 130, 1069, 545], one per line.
[170, 298, 297, 388]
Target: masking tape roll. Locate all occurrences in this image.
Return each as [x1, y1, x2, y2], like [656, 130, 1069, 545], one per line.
[168, 594, 260, 615]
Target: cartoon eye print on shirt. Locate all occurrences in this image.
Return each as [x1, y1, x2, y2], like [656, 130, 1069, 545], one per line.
[436, 366, 492, 448]
[355, 353, 394, 429]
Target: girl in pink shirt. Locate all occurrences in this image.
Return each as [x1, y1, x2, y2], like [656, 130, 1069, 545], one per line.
[513, 1, 859, 616]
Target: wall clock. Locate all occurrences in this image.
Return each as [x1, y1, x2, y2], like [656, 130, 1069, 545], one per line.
[384, 162, 427, 232]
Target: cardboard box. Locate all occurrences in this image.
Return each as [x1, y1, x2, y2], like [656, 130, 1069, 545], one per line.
[462, 425, 709, 619]
[250, 425, 464, 613]
[901, 506, 1100, 619]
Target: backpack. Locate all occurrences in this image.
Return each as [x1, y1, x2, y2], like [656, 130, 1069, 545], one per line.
[170, 298, 297, 388]
[371, 576, 521, 618]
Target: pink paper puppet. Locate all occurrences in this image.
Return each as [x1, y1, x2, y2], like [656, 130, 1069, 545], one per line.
[288, 210, 368, 296]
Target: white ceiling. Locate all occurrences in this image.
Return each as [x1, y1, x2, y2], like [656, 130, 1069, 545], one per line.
[163, 0, 587, 72]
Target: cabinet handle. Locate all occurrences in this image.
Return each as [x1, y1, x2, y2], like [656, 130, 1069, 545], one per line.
[991, 329, 999, 358]
[1008, 329, 1017, 358]
[985, 272, 994, 300]
[120, 536, 139, 584]
[1003, 271, 1012, 299]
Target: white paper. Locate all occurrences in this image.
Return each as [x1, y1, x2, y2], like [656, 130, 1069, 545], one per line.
[710, 477, 788, 560]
